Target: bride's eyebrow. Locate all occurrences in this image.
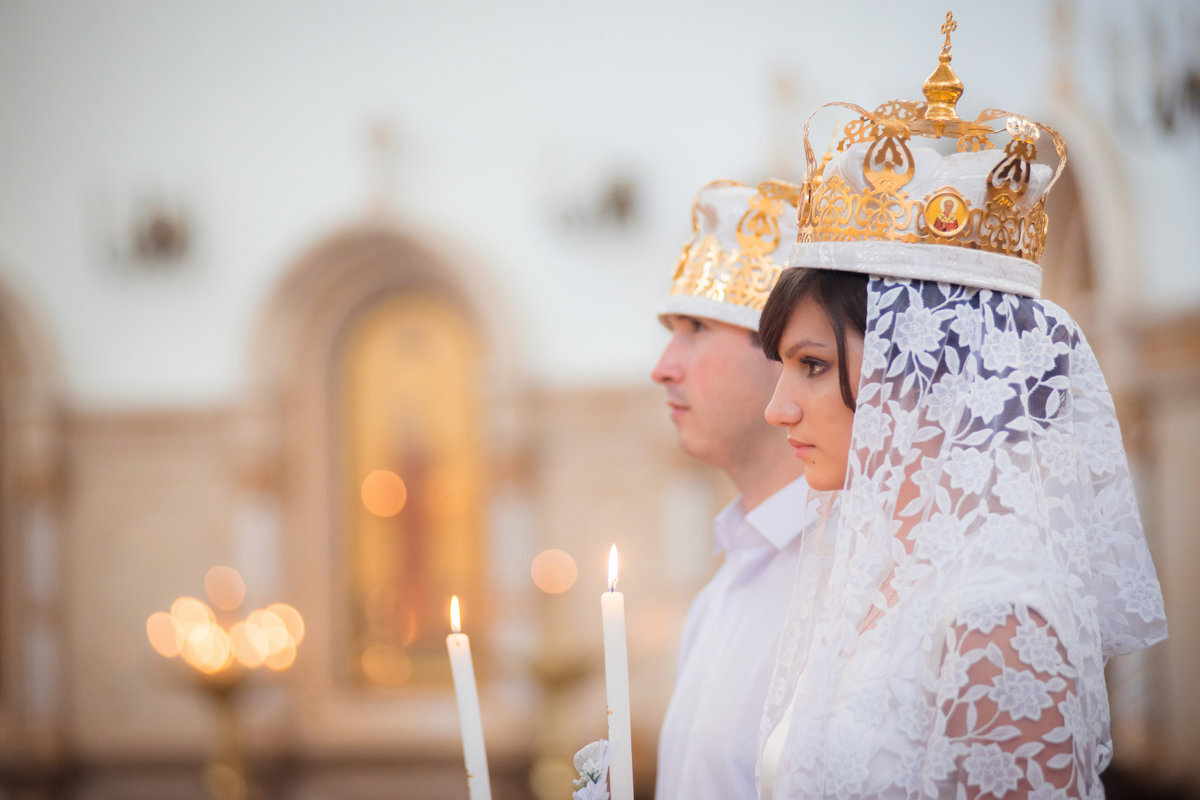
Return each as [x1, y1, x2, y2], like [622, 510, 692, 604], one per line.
[782, 339, 828, 360]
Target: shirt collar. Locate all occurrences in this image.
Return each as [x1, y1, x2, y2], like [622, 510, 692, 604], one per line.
[714, 475, 815, 555]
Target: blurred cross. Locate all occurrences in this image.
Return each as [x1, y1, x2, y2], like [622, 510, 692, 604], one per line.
[366, 121, 400, 218]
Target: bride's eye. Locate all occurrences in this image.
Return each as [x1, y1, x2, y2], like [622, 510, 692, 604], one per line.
[800, 358, 829, 378]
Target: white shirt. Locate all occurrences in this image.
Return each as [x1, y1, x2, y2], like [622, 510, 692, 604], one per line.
[655, 476, 818, 800]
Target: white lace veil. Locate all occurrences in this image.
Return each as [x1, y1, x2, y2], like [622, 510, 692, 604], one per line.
[757, 276, 1168, 797]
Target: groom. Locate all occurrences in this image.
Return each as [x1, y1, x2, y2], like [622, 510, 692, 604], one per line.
[651, 179, 819, 799]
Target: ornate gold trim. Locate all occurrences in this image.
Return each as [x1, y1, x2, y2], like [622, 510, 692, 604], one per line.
[669, 180, 800, 312]
[796, 15, 1067, 266]
[669, 235, 783, 312]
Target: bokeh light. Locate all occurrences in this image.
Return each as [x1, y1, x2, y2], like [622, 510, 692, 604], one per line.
[182, 622, 233, 674]
[360, 644, 413, 685]
[530, 549, 579, 594]
[229, 621, 269, 668]
[148, 588, 304, 677]
[247, 609, 289, 650]
[171, 596, 215, 628]
[146, 611, 183, 657]
[204, 565, 246, 611]
[263, 638, 298, 671]
[360, 469, 407, 517]
[266, 602, 305, 644]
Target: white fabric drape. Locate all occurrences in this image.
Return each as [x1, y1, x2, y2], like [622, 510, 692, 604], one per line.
[758, 277, 1167, 799]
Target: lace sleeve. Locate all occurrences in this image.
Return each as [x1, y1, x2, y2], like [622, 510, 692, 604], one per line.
[929, 602, 1084, 799]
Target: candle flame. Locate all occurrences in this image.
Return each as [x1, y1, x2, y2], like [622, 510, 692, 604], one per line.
[608, 544, 619, 592]
[449, 595, 461, 633]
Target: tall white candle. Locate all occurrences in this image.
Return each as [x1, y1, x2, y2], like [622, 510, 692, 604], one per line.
[601, 545, 633, 800]
[446, 596, 492, 800]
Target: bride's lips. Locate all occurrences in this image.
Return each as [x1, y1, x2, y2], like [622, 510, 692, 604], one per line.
[667, 402, 688, 419]
[787, 437, 813, 458]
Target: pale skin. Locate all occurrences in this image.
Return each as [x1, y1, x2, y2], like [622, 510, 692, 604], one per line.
[764, 294, 865, 492]
[652, 314, 804, 509]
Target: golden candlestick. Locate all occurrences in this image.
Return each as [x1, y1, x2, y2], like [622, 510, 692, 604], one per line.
[147, 567, 305, 800]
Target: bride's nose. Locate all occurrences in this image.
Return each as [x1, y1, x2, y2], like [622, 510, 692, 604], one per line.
[765, 375, 800, 428]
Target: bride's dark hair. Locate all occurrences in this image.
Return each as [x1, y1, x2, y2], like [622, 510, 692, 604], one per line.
[759, 268, 869, 410]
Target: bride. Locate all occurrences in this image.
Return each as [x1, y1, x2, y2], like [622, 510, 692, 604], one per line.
[751, 21, 1167, 799]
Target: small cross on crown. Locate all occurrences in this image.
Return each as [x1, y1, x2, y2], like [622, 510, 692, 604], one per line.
[941, 11, 957, 55]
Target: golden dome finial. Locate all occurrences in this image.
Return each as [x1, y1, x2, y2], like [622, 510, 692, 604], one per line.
[923, 10, 963, 124]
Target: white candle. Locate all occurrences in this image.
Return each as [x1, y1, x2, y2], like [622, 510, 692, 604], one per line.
[601, 545, 634, 800]
[446, 596, 492, 800]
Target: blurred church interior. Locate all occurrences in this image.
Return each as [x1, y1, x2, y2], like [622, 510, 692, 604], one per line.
[0, 1, 1197, 798]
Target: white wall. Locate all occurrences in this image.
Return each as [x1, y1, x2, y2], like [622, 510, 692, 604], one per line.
[0, 0, 1194, 409]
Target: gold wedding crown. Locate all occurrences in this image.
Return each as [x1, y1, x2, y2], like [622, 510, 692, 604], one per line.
[792, 11, 1068, 297]
[661, 179, 802, 331]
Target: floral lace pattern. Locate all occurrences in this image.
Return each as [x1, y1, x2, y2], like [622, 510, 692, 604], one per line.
[936, 606, 1078, 798]
[758, 278, 1167, 798]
